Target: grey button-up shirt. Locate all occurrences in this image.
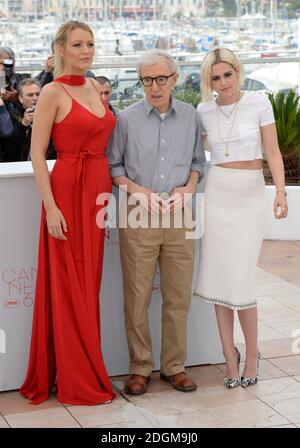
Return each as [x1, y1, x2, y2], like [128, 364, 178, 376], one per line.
[107, 97, 206, 193]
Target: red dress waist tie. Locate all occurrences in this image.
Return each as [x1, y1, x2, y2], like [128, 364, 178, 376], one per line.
[58, 149, 106, 261]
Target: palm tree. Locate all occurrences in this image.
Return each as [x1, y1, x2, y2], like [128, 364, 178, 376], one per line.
[264, 89, 300, 184]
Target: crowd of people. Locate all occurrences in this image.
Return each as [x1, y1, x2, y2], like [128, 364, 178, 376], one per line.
[3, 20, 288, 406]
[0, 45, 118, 162]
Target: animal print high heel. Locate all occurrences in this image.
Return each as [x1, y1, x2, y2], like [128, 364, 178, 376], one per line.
[241, 352, 261, 388]
[224, 346, 241, 389]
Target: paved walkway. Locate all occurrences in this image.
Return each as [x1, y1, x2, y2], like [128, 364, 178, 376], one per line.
[1, 241, 299, 428]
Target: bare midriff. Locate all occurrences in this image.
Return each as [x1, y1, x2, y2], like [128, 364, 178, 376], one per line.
[215, 159, 262, 170]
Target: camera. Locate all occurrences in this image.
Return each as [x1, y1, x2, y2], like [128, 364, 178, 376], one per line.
[0, 72, 5, 91]
[27, 106, 36, 113]
[3, 59, 14, 89]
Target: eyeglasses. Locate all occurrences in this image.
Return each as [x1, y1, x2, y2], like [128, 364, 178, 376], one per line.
[139, 73, 175, 87]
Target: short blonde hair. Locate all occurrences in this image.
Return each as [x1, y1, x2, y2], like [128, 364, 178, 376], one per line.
[201, 48, 244, 102]
[53, 20, 94, 78]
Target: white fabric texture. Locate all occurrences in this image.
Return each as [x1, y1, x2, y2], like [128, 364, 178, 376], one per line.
[197, 91, 275, 165]
[194, 165, 266, 310]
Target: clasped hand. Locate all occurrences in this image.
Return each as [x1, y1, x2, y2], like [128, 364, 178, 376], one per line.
[131, 184, 195, 214]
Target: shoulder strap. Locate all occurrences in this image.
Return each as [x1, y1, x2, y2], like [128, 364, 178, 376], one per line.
[56, 83, 74, 99]
[89, 78, 102, 99]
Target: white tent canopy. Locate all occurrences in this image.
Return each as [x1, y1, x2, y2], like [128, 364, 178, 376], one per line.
[246, 62, 299, 91]
[241, 12, 266, 20]
[241, 13, 252, 19]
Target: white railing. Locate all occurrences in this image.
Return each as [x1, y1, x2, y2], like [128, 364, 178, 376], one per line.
[15, 49, 300, 72]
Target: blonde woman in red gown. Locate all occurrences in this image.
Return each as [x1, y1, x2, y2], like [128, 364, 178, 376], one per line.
[20, 21, 116, 405]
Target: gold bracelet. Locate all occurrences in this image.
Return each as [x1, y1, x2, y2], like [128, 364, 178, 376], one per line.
[276, 189, 287, 197]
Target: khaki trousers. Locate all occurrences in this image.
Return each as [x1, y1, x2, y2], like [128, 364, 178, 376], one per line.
[119, 207, 194, 377]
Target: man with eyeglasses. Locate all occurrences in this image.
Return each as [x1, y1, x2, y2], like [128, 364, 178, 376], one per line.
[107, 49, 205, 396]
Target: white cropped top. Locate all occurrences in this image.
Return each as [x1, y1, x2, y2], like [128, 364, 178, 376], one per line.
[197, 91, 275, 165]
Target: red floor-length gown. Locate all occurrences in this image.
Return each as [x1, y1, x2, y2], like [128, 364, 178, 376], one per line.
[20, 75, 116, 405]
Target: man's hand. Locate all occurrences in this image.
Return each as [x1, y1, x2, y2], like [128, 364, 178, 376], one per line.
[22, 108, 35, 127]
[113, 176, 161, 214]
[45, 55, 55, 73]
[131, 186, 161, 214]
[166, 178, 198, 214]
[1, 88, 18, 104]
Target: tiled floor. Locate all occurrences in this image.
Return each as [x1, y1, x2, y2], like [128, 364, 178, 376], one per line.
[1, 240, 299, 428]
[258, 240, 300, 288]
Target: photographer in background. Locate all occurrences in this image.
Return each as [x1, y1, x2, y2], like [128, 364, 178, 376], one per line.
[0, 95, 14, 162]
[18, 78, 40, 125]
[0, 46, 30, 105]
[2, 78, 56, 161]
[16, 78, 56, 160]
[96, 76, 120, 116]
[36, 54, 55, 88]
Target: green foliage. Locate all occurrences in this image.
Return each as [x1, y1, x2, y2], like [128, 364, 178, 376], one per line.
[172, 10, 184, 20]
[284, 1, 300, 18]
[173, 85, 200, 108]
[268, 90, 300, 154]
[116, 97, 140, 110]
[115, 85, 200, 110]
[222, 0, 237, 16]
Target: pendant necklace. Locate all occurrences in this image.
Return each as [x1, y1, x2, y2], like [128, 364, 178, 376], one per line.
[216, 98, 238, 124]
[216, 92, 243, 157]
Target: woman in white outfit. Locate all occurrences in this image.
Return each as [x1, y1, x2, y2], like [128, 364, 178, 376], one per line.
[194, 48, 288, 388]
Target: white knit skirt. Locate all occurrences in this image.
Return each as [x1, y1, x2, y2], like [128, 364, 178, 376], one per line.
[194, 165, 266, 310]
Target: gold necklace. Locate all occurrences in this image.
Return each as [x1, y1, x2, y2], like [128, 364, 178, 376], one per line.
[216, 92, 242, 157]
[216, 100, 238, 123]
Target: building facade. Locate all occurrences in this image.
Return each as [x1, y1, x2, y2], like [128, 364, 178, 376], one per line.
[1, 0, 206, 20]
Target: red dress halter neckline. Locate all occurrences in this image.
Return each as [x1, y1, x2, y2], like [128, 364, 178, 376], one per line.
[55, 74, 86, 86]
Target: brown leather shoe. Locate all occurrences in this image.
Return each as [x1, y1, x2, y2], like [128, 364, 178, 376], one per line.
[124, 374, 150, 396]
[160, 372, 197, 392]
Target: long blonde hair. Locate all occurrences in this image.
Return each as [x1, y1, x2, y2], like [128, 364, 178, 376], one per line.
[53, 20, 94, 79]
[201, 48, 244, 102]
